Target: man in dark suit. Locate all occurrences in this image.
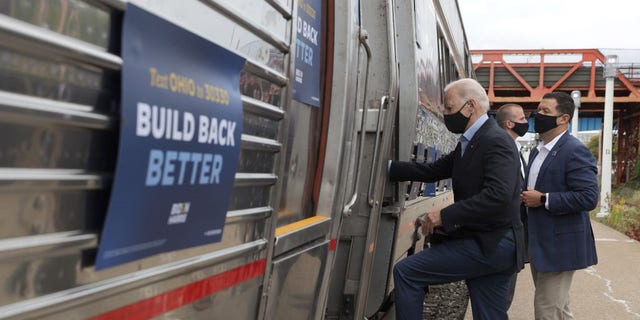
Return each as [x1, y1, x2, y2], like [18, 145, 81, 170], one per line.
[521, 92, 598, 320]
[390, 79, 525, 320]
[496, 103, 530, 309]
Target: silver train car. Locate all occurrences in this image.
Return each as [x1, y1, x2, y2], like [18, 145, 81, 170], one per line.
[0, 0, 472, 319]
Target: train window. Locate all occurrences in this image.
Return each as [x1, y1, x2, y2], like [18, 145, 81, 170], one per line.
[414, 0, 440, 110]
[437, 29, 448, 101]
[437, 28, 460, 100]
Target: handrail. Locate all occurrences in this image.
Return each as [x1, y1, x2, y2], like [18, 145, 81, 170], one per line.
[619, 63, 640, 81]
[367, 96, 389, 204]
[342, 28, 372, 217]
[355, 0, 400, 317]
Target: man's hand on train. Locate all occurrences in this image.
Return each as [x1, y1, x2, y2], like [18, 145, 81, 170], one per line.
[421, 210, 442, 235]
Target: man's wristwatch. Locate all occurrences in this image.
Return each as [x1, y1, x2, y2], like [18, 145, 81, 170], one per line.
[540, 194, 547, 204]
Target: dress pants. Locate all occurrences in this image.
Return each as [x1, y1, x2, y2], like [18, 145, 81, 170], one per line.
[530, 263, 576, 320]
[393, 231, 516, 320]
[506, 271, 518, 309]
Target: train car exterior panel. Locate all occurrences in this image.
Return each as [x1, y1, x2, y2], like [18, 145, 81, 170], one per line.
[266, 240, 330, 320]
[0, 0, 472, 319]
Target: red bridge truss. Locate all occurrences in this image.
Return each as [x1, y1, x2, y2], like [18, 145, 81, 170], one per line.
[472, 49, 640, 184]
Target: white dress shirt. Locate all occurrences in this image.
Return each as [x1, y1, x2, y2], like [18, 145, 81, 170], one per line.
[527, 131, 566, 209]
[515, 140, 525, 179]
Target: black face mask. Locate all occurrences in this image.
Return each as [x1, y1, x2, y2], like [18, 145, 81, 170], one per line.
[512, 121, 529, 137]
[444, 103, 470, 134]
[533, 112, 561, 134]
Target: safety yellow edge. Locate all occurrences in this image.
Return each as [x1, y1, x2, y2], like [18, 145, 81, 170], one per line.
[274, 215, 329, 236]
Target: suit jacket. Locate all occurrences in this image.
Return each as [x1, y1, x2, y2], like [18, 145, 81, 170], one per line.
[518, 151, 529, 262]
[525, 131, 598, 272]
[389, 119, 525, 272]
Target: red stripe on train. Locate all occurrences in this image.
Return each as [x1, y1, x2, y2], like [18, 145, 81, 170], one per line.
[89, 259, 266, 320]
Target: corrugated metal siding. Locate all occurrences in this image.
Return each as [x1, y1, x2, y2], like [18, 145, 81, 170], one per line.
[0, 0, 291, 317]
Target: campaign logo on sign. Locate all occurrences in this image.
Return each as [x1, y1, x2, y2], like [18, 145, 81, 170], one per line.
[95, 4, 245, 270]
[167, 202, 190, 225]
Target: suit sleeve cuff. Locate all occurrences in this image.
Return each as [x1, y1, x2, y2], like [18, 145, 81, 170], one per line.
[440, 207, 459, 232]
[544, 192, 549, 210]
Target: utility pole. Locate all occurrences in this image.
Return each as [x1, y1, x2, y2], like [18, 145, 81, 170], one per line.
[596, 55, 618, 218]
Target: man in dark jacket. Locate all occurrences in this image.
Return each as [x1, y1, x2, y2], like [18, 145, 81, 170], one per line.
[390, 78, 524, 320]
[521, 92, 598, 319]
[496, 103, 530, 309]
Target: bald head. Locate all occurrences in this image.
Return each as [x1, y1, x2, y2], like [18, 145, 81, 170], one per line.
[496, 104, 523, 129]
[496, 103, 527, 139]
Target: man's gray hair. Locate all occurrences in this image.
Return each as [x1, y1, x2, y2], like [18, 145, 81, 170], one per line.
[444, 78, 491, 111]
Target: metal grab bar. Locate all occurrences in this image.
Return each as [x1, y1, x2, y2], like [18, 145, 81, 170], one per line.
[369, 0, 400, 208]
[342, 28, 372, 217]
[354, 0, 400, 317]
[367, 95, 389, 205]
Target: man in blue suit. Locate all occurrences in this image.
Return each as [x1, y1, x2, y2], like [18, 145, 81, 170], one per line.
[521, 92, 599, 320]
[390, 79, 525, 320]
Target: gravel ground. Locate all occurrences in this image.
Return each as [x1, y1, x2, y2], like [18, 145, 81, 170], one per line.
[423, 281, 469, 319]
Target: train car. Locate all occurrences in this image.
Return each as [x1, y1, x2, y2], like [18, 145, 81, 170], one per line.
[0, 0, 472, 319]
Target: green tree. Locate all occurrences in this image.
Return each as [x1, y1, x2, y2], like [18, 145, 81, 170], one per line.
[585, 133, 617, 163]
[587, 135, 599, 160]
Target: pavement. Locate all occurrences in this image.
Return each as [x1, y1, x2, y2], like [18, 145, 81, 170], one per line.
[465, 219, 640, 320]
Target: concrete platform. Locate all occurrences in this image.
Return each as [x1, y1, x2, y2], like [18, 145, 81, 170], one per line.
[465, 219, 640, 319]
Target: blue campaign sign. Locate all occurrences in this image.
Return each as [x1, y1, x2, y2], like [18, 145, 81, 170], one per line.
[95, 4, 245, 270]
[292, 0, 322, 107]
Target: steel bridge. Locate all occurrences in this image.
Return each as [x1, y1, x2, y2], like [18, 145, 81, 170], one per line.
[472, 49, 640, 185]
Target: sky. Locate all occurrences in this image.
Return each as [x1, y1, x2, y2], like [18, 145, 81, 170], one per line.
[457, 0, 640, 62]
